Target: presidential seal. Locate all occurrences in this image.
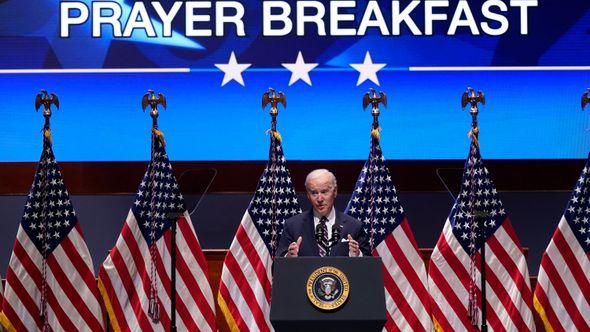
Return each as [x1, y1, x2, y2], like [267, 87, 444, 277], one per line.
[306, 266, 350, 311]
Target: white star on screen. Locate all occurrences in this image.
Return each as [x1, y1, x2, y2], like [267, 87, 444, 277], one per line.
[281, 51, 318, 86]
[215, 51, 251, 87]
[214, 50, 393, 86]
[350, 51, 387, 86]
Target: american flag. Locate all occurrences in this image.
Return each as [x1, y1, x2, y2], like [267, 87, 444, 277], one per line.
[428, 142, 535, 331]
[345, 136, 432, 331]
[218, 132, 301, 331]
[98, 137, 216, 331]
[0, 135, 105, 331]
[534, 157, 590, 331]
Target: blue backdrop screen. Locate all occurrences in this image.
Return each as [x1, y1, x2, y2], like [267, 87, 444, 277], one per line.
[1, 0, 589, 161]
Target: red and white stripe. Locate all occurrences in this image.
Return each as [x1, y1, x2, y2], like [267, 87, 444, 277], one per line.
[428, 218, 535, 331]
[218, 211, 273, 332]
[534, 216, 590, 331]
[98, 210, 216, 332]
[1, 224, 104, 331]
[375, 219, 432, 331]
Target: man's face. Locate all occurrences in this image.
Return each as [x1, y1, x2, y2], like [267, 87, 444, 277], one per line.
[306, 175, 337, 217]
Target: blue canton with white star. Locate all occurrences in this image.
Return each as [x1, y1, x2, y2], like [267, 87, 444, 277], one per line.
[563, 156, 590, 252]
[248, 135, 301, 255]
[345, 139, 405, 250]
[22, 140, 77, 258]
[131, 140, 186, 247]
[450, 143, 507, 253]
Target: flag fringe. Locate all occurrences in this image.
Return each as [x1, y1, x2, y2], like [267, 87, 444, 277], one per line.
[98, 278, 122, 332]
[217, 293, 240, 332]
[432, 316, 443, 332]
[533, 294, 554, 332]
[0, 311, 16, 332]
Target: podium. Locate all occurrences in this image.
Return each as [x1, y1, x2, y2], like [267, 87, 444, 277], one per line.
[270, 257, 386, 332]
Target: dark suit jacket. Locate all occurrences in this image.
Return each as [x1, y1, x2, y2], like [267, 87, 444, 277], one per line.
[277, 209, 371, 257]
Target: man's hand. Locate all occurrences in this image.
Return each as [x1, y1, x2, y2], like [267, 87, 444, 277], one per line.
[287, 236, 302, 257]
[348, 234, 360, 257]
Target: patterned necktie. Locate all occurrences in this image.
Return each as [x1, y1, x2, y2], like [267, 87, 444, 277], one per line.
[318, 216, 329, 257]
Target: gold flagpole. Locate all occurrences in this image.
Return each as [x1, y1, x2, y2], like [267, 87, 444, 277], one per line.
[362, 87, 387, 141]
[462, 87, 488, 332]
[141, 89, 174, 329]
[361, 88, 387, 250]
[35, 89, 59, 144]
[34, 89, 59, 332]
[261, 87, 286, 255]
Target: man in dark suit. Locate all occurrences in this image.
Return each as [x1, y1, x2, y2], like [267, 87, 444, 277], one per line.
[277, 169, 370, 257]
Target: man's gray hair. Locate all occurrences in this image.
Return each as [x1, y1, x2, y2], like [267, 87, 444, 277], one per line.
[305, 169, 337, 190]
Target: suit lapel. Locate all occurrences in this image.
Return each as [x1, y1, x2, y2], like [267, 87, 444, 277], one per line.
[329, 211, 347, 256]
[334, 210, 347, 237]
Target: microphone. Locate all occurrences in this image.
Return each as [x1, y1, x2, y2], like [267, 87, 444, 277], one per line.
[330, 224, 342, 247]
[315, 223, 326, 247]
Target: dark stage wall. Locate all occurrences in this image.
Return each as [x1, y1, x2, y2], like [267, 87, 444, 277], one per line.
[0, 191, 570, 276]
